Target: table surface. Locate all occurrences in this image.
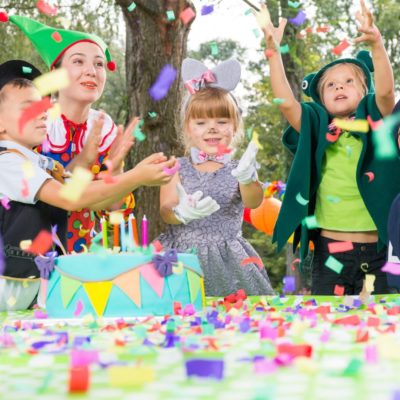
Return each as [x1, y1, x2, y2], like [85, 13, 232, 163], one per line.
[1, 295, 400, 400]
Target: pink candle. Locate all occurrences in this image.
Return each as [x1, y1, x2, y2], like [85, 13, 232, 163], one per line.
[142, 215, 148, 248]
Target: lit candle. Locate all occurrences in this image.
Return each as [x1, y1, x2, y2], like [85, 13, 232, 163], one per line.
[120, 220, 126, 252]
[101, 218, 108, 249]
[131, 212, 139, 246]
[142, 215, 148, 248]
[113, 223, 119, 249]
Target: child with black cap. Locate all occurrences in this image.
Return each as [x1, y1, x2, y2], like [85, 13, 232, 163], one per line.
[261, 0, 400, 295]
[0, 60, 177, 310]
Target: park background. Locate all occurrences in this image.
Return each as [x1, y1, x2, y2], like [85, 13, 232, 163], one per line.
[1, 0, 399, 291]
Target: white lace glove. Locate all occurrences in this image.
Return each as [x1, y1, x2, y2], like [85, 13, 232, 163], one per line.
[172, 183, 220, 224]
[231, 141, 259, 184]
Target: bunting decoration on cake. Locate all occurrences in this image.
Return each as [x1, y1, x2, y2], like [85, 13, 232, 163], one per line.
[140, 263, 165, 298]
[82, 282, 113, 317]
[113, 269, 141, 307]
[187, 269, 201, 303]
[60, 275, 81, 308]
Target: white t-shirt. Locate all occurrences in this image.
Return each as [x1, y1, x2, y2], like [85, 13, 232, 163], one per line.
[0, 140, 53, 204]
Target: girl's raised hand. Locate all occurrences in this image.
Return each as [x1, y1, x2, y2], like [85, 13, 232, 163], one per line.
[107, 116, 138, 174]
[354, 0, 381, 45]
[259, 4, 287, 50]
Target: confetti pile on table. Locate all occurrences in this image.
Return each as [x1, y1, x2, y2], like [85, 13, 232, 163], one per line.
[1, 295, 400, 400]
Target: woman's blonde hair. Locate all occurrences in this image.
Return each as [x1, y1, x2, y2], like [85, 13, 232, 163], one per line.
[181, 87, 243, 152]
[317, 63, 368, 103]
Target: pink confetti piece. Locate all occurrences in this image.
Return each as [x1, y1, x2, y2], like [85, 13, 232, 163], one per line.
[21, 179, 29, 198]
[365, 344, 378, 364]
[1, 197, 10, 210]
[367, 115, 383, 130]
[51, 31, 62, 43]
[37, 0, 58, 16]
[33, 310, 48, 319]
[163, 160, 181, 176]
[179, 7, 196, 25]
[332, 39, 350, 56]
[328, 241, 354, 253]
[381, 262, 400, 275]
[326, 130, 340, 143]
[334, 284, 345, 296]
[364, 172, 375, 182]
[28, 230, 53, 255]
[74, 300, 84, 317]
[316, 26, 330, 33]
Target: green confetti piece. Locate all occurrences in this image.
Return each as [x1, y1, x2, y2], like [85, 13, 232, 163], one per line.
[288, 1, 301, 8]
[296, 192, 309, 205]
[345, 145, 352, 158]
[279, 44, 290, 54]
[166, 10, 175, 21]
[252, 28, 260, 38]
[244, 8, 253, 16]
[22, 66, 32, 74]
[246, 127, 253, 140]
[210, 42, 218, 55]
[134, 325, 147, 339]
[133, 119, 146, 141]
[325, 255, 344, 274]
[372, 114, 400, 160]
[127, 1, 136, 12]
[326, 195, 341, 204]
[303, 215, 319, 229]
[341, 358, 363, 376]
[272, 98, 285, 105]
[148, 111, 157, 118]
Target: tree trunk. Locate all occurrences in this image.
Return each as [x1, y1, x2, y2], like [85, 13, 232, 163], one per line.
[116, 0, 194, 241]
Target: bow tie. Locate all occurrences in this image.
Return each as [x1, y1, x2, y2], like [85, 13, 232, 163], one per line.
[190, 147, 232, 165]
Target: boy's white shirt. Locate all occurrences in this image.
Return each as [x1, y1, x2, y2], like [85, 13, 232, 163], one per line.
[0, 140, 53, 204]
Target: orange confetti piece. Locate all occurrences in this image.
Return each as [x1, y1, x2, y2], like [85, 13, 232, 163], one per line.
[332, 39, 350, 56]
[27, 230, 53, 255]
[240, 257, 264, 270]
[18, 97, 52, 135]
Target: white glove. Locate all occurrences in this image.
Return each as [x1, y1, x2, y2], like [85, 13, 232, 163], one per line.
[231, 141, 259, 184]
[173, 183, 220, 224]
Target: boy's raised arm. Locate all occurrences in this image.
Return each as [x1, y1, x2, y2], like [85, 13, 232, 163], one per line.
[261, 5, 302, 132]
[354, 0, 394, 116]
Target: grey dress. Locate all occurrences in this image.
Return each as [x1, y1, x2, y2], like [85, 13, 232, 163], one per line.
[157, 157, 274, 297]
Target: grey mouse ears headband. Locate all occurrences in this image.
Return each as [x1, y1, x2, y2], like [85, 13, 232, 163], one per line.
[182, 58, 241, 94]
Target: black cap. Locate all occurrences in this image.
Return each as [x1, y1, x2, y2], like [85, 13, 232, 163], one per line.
[0, 60, 41, 91]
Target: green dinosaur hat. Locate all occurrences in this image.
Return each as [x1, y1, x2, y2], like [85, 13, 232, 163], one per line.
[301, 50, 374, 105]
[3, 15, 116, 71]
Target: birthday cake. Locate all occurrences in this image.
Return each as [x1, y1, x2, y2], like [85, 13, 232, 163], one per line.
[45, 249, 205, 318]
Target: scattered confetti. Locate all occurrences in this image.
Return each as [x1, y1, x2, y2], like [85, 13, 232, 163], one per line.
[328, 241, 353, 253]
[295, 192, 309, 206]
[332, 39, 350, 55]
[19, 97, 52, 135]
[59, 167, 93, 202]
[148, 64, 177, 101]
[332, 118, 369, 133]
[36, 0, 58, 16]
[364, 172, 374, 182]
[166, 10, 175, 21]
[201, 5, 214, 15]
[325, 256, 344, 274]
[33, 68, 70, 96]
[240, 257, 264, 270]
[289, 10, 307, 26]
[127, 1, 136, 12]
[179, 7, 196, 25]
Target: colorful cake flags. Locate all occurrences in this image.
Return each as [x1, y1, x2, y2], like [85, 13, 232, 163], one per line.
[60, 275, 81, 308]
[82, 282, 113, 317]
[113, 269, 141, 307]
[140, 263, 165, 298]
[187, 269, 201, 303]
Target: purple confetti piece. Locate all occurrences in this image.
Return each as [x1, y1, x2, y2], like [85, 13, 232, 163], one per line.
[289, 10, 307, 26]
[283, 276, 296, 293]
[382, 262, 400, 275]
[392, 389, 400, 400]
[185, 358, 224, 380]
[201, 5, 214, 15]
[148, 64, 177, 101]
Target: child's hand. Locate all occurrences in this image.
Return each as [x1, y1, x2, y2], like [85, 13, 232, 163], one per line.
[232, 141, 259, 184]
[78, 112, 104, 167]
[172, 183, 220, 225]
[354, 0, 381, 46]
[107, 116, 138, 174]
[134, 153, 177, 187]
[260, 4, 287, 50]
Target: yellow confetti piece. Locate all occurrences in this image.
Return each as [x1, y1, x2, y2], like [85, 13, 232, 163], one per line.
[22, 160, 35, 179]
[255, 7, 271, 29]
[7, 296, 17, 307]
[294, 357, 318, 374]
[365, 274, 375, 292]
[251, 131, 263, 149]
[33, 68, 70, 96]
[108, 366, 154, 387]
[59, 166, 93, 202]
[332, 118, 369, 133]
[22, 280, 29, 288]
[109, 211, 124, 225]
[20, 240, 32, 250]
[172, 261, 184, 275]
[47, 103, 61, 121]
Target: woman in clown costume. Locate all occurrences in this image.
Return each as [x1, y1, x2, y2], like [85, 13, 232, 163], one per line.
[6, 15, 136, 253]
